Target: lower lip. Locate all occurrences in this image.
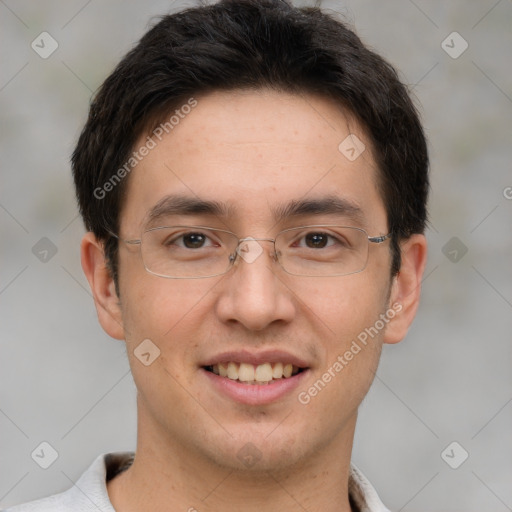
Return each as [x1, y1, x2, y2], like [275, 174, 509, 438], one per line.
[201, 368, 310, 405]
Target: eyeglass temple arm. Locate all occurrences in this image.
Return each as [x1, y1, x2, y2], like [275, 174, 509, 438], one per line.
[368, 233, 392, 244]
[104, 229, 141, 245]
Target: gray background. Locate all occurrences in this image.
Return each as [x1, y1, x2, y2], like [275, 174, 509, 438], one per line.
[1, 0, 511, 510]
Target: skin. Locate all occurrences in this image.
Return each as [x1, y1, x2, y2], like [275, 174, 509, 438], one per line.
[81, 89, 427, 512]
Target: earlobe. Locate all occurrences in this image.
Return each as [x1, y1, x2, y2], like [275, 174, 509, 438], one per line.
[383, 234, 428, 345]
[81, 232, 125, 340]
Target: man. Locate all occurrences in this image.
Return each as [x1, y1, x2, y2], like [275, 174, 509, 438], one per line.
[8, 0, 428, 510]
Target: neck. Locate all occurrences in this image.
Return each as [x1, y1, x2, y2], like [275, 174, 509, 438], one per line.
[107, 401, 357, 512]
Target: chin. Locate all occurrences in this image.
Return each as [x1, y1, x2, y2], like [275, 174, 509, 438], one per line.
[200, 425, 318, 474]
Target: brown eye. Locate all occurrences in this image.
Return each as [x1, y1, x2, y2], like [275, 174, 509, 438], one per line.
[182, 233, 207, 249]
[162, 231, 215, 250]
[304, 233, 329, 248]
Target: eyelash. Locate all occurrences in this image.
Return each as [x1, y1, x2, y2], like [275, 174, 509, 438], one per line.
[165, 230, 345, 249]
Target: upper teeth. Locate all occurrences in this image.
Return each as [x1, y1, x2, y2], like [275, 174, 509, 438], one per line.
[210, 362, 300, 383]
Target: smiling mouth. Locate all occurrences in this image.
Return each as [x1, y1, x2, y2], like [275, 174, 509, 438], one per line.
[203, 362, 306, 385]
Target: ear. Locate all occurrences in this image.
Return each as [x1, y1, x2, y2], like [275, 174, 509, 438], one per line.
[81, 232, 125, 340]
[383, 234, 428, 344]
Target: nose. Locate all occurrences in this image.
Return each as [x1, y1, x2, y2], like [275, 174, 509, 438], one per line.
[214, 239, 296, 331]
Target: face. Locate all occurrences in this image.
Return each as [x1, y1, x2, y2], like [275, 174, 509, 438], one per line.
[110, 89, 397, 471]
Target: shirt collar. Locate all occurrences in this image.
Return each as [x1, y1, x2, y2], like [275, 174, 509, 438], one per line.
[77, 452, 390, 512]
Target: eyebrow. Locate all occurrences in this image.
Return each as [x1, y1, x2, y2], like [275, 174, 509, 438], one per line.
[145, 195, 232, 225]
[144, 194, 365, 227]
[272, 196, 364, 224]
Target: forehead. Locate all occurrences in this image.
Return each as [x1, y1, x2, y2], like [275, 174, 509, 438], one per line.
[120, 89, 386, 233]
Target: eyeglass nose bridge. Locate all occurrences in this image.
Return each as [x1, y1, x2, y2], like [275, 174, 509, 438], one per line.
[229, 236, 279, 266]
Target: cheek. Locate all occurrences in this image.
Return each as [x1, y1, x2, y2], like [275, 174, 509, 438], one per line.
[119, 272, 229, 399]
[295, 303, 385, 434]
[119, 276, 216, 424]
[120, 264, 221, 342]
[292, 272, 388, 407]
[287, 269, 389, 334]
